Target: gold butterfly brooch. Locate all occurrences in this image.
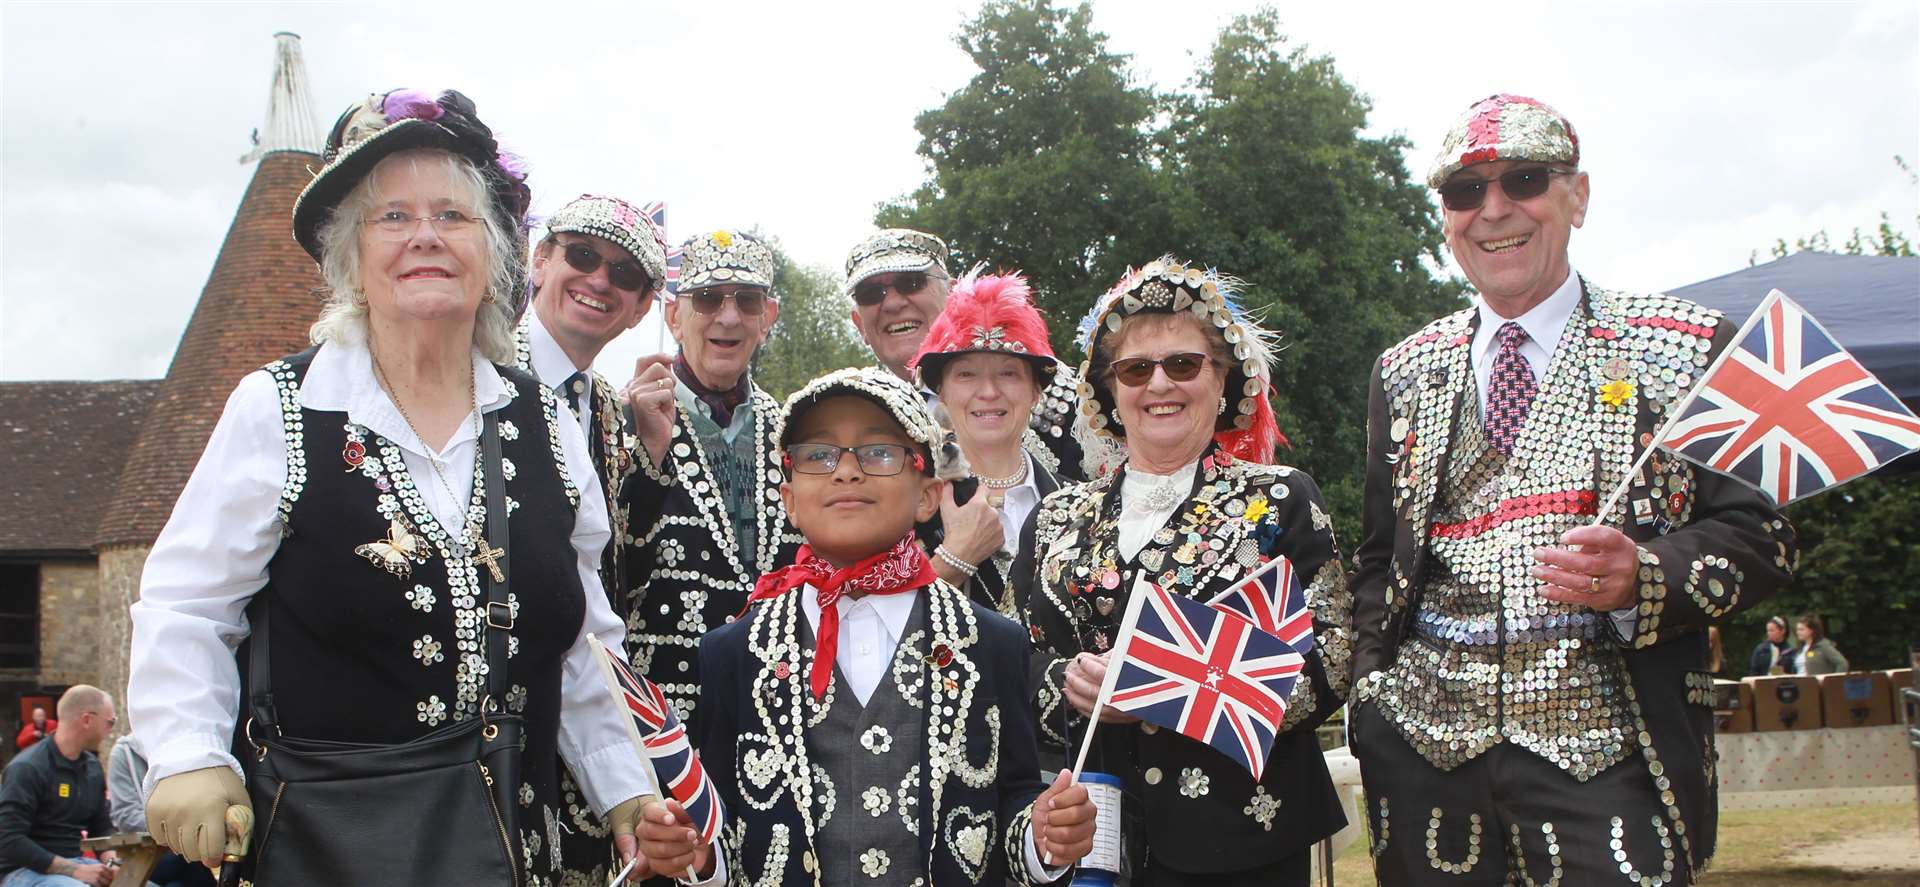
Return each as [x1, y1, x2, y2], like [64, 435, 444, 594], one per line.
[354, 518, 421, 579]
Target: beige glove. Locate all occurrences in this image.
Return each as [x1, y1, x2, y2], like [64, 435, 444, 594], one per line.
[606, 793, 656, 839]
[147, 766, 250, 864]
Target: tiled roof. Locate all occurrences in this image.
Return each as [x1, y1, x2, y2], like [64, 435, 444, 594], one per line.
[0, 380, 161, 554]
[94, 150, 326, 547]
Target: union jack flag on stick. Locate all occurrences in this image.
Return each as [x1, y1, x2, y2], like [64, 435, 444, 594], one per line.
[640, 200, 683, 296]
[1071, 576, 1307, 782]
[587, 635, 725, 845]
[1207, 555, 1313, 651]
[1597, 289, 1920, 516]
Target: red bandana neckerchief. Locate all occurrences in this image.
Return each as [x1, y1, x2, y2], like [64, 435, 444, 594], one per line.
[746, 533, 936, 699]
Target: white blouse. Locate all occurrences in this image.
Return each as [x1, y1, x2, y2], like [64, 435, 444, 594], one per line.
[126, 339, 655, 816]
[1117, 460, 1200, 561]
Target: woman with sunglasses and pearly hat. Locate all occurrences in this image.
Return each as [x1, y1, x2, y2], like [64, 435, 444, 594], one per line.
[908, 269, 1067, 620]
[1009, 258, 1355, 885]
[126, 89, 656, 885]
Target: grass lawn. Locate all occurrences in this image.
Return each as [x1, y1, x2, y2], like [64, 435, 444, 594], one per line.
[1329, 803, 1919, 885]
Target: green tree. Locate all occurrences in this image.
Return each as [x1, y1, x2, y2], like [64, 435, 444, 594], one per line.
[887, 3, 1462, 536]
[753, 237, 869, 400]
[1156, 9, 1463, 535]
[877, 0, 1167, 358]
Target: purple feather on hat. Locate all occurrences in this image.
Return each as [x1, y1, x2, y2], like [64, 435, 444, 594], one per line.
[381, 88, 445, 123]
[495, 149, 528, 183]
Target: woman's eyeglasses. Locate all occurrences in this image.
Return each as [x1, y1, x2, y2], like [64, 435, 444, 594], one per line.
[1437, 166, 1573, 211]
[683, 288, 770, 316]
[783, 443, 923, 476]
[851, 271, 943, 307]
[560, 242, 654, 293]
[362, 209, 482, 240]
[1108, 352, 1210, 387]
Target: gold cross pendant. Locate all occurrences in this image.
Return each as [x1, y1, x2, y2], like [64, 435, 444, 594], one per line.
[474, 541, 507, 583]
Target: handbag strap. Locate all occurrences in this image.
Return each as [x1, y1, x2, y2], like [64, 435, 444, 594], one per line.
[249, 410, 514, 732]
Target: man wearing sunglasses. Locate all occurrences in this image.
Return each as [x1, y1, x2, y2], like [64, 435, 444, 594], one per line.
[1348, 94, 1794, 886]
[618, 228, 802, 740]
[845, 229, 1100, 481]
[514, 193, 668, 885]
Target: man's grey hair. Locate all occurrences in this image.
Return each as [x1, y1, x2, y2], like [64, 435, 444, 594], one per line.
[308, 149, 519, 364]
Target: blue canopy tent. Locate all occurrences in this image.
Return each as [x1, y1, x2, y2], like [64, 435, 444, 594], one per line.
[1666, 250, 1920, 474]
[1666, 251, 1919, 403]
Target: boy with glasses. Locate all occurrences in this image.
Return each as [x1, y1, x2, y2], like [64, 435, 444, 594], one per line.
[617, 229, 802, 741]
[1348, 94, 1795, 885]
[844, 229, 1102, 481]
[636, 366, 1096, 886]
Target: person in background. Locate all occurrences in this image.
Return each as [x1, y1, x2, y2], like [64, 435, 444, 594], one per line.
[617, 229, 800, 734]
[1706, 626, 1726, 677]
[0, 686, 117, 886]
[908, 270, 1065, 618]
[1794, 614, 1849, 675]
[14, 709, 52, 752]
[1748, 615, 1792, 676]
[843, 229, 1099, 481]
[105, 737, 210, 887]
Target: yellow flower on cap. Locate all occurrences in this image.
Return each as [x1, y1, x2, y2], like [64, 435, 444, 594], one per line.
[711, 230, 733, 248]
[1599, 379, 1635, 407]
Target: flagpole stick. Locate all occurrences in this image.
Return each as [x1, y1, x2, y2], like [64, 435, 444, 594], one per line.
[1588, 293, 1774, 528]
[606, 858, 637, 887]
[1050, 579, 1151, 867]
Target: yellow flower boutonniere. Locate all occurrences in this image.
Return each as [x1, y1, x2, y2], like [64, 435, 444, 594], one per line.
[1599, 379, 1635, 408]
[1243, 496, 1270, 524]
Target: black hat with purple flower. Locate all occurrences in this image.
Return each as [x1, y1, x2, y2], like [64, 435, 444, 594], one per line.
[292, 88, 532, 263]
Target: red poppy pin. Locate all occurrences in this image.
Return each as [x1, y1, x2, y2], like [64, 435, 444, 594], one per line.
[926, 644, 954, 668]
[774, 661, 791, 680]
[342, 439, 366, 471]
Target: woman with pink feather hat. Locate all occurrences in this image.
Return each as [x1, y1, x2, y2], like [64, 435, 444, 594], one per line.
[908, 269, 1068, 620]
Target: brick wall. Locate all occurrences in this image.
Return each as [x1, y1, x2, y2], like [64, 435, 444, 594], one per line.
[39, 560, 103, 689]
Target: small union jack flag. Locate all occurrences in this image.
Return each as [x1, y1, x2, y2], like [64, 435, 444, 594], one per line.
[640, 200, 683, 296]
[1659, 289, 1920, 506]
[1208, 556, 1312, 651]
[588, 635, 724, 843]
[1103, 578, 1306, 779]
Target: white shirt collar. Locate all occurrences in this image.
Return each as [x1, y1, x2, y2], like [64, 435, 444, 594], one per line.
[523, 310, 588, 390]
[799, 582, 921, 638]
[301, 337, 509, 458]
[1471, 266, 1582, 364]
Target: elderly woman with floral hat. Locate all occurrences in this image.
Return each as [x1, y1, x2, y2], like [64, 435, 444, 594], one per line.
[1010, 258, 1354, 885]
[908, 270, 1066, 619]
[126, 89, 655, 885]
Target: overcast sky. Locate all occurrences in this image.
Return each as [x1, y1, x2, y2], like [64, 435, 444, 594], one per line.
[2, 0, 1914, 383]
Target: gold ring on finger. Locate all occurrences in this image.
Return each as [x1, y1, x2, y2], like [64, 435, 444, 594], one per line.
[1588, 575, 1602, 594]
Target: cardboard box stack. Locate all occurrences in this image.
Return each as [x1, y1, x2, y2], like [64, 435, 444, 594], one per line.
[1746, 675, 1822, 731]
[1712, 679, 1754, 733]
[1819, 672, 1893, 728]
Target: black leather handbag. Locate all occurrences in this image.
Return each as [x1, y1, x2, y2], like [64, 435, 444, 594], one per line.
[241, 412, 525, 886]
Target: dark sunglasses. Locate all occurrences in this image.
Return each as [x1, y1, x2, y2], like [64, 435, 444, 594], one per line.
[1108, 352, 1210, 387]
[783, 443, 925, 476]
[1437, 166, 1573, 211]
[851, 271, 943, 307]
[559, 241, 653, 292]
[683, 288, 770, 316]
